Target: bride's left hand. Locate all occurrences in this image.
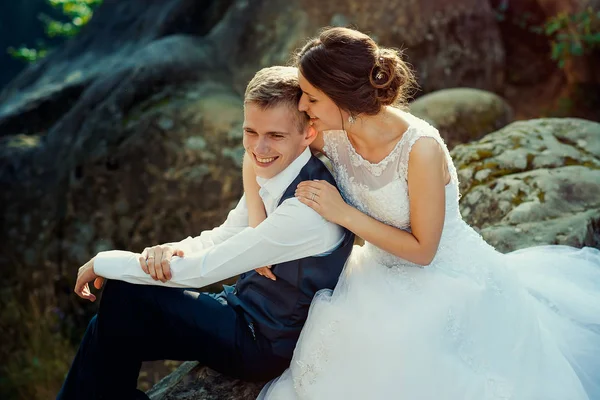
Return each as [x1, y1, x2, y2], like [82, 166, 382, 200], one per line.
[295, 180, 350, 225]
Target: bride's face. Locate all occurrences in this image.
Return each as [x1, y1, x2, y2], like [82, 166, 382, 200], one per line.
[298, 71, 348, 132]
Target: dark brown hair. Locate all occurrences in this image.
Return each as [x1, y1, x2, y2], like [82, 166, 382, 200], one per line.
[244, 66, 308, 131]
[295, 27, 417, 116]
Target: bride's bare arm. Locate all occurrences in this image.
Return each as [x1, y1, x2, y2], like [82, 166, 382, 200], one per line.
[243, 153, 278, 279]
[295, 137, 447, 266]
[243, 153, 267, 227]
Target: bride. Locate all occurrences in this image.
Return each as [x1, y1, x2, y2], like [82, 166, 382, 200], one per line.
[244, 27, 600, 399]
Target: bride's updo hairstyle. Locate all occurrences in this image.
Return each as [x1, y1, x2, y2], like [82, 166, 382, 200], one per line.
[295, 27, 417, 116]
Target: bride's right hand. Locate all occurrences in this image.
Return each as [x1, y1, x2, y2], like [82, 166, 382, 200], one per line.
[256, 265, 276, 281]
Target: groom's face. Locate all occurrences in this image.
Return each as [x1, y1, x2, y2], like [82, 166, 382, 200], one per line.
[243, 103, 315, 179]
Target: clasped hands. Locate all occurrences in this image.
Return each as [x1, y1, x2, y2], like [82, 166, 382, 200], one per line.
[73, 245, 184, 302]
[137, 245, 185, 282]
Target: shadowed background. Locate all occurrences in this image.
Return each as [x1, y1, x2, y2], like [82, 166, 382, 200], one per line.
[1, 0, 599, 398]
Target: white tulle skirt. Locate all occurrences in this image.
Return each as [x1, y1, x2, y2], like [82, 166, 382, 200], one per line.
[258, 223, 600, 400]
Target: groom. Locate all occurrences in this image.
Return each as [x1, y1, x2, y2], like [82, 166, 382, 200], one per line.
[57, 66, 354, 400]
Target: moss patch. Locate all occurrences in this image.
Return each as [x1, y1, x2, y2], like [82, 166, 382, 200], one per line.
[526, 154, 535, 169]
[476, 149, 494, 160]
[537, 191, 546, 203]
[482, 161, 499, 169]
[510, 136, 522, 149]
[512, 189, 527, 206]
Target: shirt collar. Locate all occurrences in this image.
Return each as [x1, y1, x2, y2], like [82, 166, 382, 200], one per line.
[256, 147, 312, 200]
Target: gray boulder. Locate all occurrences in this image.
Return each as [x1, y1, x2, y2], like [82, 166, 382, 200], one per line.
[452, 118, 600, 252]
[147, 362, 264, 400]
[409, 88, 514, 149]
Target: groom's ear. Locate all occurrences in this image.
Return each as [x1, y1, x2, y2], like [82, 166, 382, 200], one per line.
[304, 124, 318, 144]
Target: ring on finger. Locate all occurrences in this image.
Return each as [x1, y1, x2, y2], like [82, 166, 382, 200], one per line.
[311, 192, 317, 201]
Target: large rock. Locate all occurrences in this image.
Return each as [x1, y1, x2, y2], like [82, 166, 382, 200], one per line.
[452, 118, 600, 252]
[409, 88, 514, 149]
[147, 362, 264, 400]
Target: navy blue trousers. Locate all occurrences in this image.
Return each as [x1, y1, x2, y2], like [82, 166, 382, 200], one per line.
[57, 279, 290, 400]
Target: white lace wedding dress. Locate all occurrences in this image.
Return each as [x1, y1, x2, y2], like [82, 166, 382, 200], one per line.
[258, 111, 600, 400]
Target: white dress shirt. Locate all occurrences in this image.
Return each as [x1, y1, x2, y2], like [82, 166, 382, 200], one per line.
[94, 147, 345, 288]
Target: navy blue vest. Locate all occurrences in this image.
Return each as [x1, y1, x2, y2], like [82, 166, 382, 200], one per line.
[225, 155, 355, 359]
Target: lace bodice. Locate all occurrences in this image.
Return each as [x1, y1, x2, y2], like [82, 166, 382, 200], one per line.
[322, 111, 462, 266]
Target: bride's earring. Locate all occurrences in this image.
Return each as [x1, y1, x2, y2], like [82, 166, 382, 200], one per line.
[348, 114, 356, 125]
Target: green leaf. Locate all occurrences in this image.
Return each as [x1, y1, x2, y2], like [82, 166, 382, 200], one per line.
[551, 42, 564, 60]
[7, 46, 47, 63]
[545, 20, 563, 35]
[570, 42, 584, 56]
[582, 32, 600, 44]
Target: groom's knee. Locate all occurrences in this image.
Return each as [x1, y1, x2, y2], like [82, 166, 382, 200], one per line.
[97, 280, 141, 325]
[103, 278, 132, 294]
[101, 279, 139, 305]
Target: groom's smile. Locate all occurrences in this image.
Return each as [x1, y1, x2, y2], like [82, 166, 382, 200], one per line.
[253, 154, 279, 167]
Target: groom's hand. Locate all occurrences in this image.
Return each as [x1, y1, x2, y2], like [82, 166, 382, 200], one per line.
[74, 257, 103, 302]
[139, 245, 184, 283]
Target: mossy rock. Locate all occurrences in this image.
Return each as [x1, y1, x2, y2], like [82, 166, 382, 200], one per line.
[452, 118, 600, 251]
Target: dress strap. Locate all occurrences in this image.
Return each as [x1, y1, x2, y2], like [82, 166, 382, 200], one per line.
[396, 113, 459, 188]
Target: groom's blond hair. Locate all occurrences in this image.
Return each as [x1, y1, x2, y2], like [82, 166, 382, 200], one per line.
[244, 66, 309, 132]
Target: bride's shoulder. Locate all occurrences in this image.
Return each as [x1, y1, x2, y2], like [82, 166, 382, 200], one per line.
[395, 108, 435, 131]
[396, 110, 442, 145]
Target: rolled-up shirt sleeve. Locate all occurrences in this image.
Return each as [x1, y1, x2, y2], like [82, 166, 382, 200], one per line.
[93, 197, 344, 288]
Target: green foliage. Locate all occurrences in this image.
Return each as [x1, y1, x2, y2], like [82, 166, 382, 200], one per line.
[43, 0, 104, 38]
[7, 0, 103, 63]
[494, 4, 600, 69]
[544, 8, 600, 69]
[7, 47, 48, 63]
